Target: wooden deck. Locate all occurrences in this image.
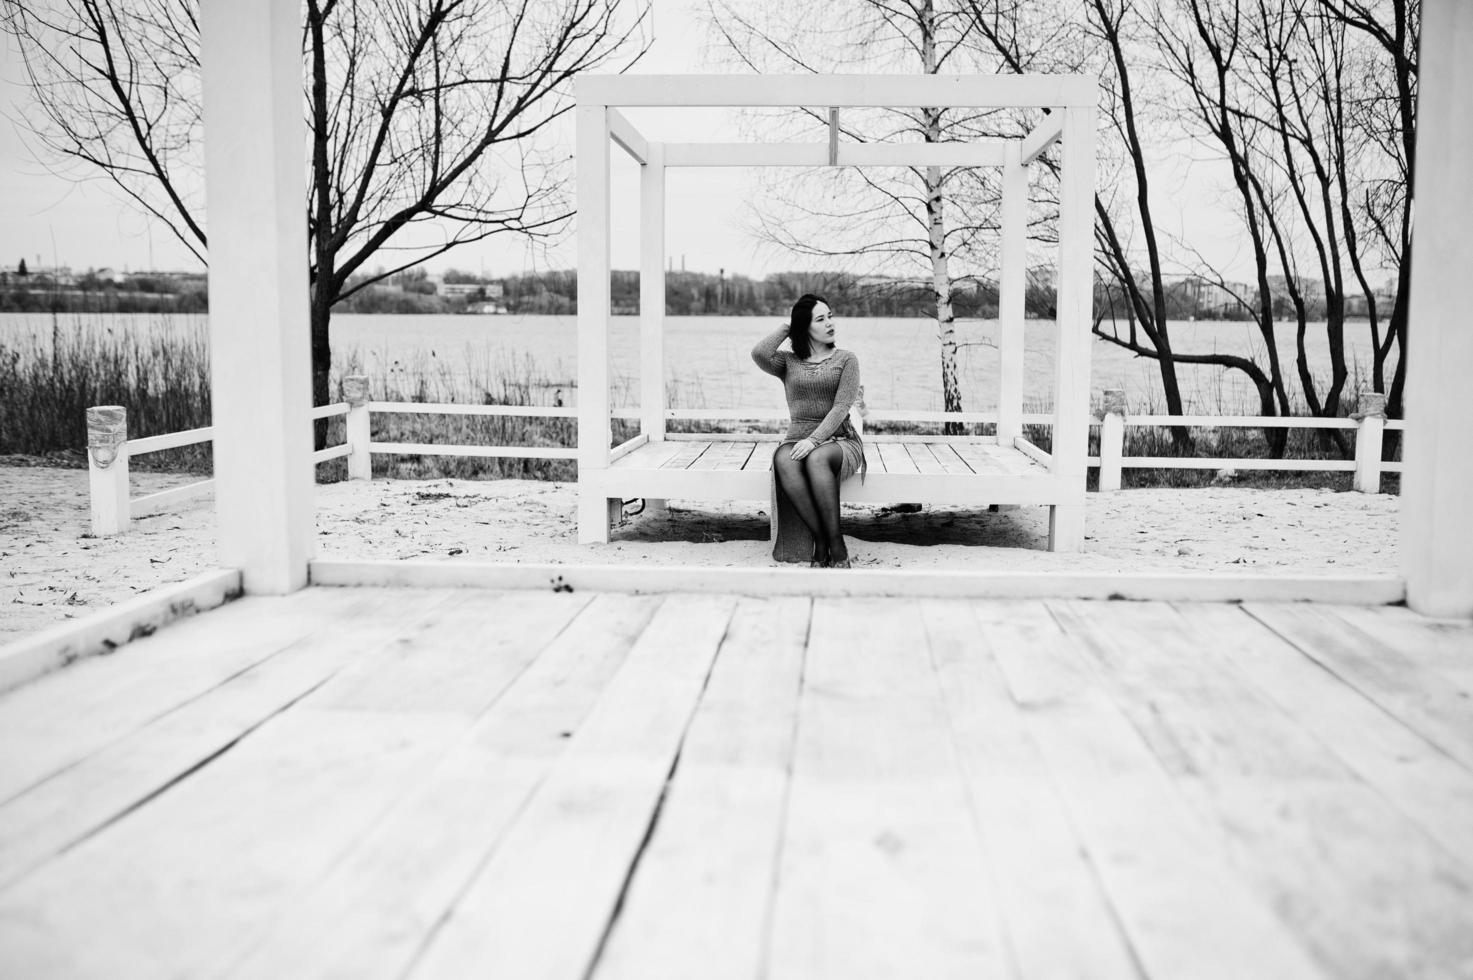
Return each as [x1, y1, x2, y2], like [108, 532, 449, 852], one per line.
[1, 586, 1470, 979]
[600, 435, 1071, 507]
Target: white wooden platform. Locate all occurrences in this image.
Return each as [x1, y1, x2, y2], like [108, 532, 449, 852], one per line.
[1, 586, 1469, 979]
[596, 435, 1067, 504]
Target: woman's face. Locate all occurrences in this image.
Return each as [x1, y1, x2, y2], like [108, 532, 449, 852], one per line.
[808, 302, 836, 347]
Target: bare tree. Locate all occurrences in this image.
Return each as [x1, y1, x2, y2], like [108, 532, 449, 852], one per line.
[3, 0, 651, 423]
[707, 0, 1008, 432]
[1316, 0, 1416, 430]
[966, 0, 1284, 452]
[1156, 0, 1415, 455]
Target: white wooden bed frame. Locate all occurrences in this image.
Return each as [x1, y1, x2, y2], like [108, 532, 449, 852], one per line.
[574, 74, 1098, 551]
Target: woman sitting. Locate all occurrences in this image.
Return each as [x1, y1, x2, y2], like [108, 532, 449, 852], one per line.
[751, 293, 866, 568]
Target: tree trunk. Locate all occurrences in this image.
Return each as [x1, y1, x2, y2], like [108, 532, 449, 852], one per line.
[311, 286, 333, 450]
[919, 0, 963, 435]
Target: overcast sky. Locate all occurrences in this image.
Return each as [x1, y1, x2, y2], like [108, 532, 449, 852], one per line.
[2, 0, 1254, 281]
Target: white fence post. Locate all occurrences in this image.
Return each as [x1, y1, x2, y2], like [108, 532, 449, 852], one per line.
[1352, 391, 1387, 494]
[86, 405, 129, 536]
[1099, 389, 1125, 493]
[343, 375, 372, 481]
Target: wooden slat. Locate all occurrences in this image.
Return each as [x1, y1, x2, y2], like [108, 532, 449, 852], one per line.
[406, 595, 739, 979]
[949, 441, 996, 476]
[923, 599, 1139, 979]
[0, 589, 460, 891]
[688, 441, 756, 471]
[660, 441, 713, 469]
[0, 590, 591, 978]
[905, 443, 950, 475]
[983, 442, 1040, 476]
[1329, 605, 1473, 683]
[742, 443, 775, 471]
[0, 589, 370, 805]
[593, 597, 810, 980]
[924, 443, 975, 476]
[1177, 604, 1473, 872]
[1246, 603, 1473, 771]
[610, 438, 686, 470]
[877, 442, 919, 475]
[984, 601, 1328, 980]
[224, 593, 663, 980]
[1056, 600, 1473, 979]
[766, 597, 1009, 979]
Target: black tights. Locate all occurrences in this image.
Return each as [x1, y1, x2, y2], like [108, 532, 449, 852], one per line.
[773, 441, 849, 563]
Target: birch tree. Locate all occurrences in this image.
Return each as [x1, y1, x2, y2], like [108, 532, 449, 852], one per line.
[707, 0, 1010, 431]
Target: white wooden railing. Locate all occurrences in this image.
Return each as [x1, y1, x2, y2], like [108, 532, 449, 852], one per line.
[85, 379, 1400, 534]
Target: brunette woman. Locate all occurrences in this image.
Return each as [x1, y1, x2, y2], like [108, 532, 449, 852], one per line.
[751, 293, 866, 567]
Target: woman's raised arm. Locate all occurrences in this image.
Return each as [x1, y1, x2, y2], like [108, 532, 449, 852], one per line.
[751, 326, 790, 378]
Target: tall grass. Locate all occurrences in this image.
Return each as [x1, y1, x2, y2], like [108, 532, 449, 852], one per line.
[0, 315, 212, 471]
[2, 315, 1396, 489]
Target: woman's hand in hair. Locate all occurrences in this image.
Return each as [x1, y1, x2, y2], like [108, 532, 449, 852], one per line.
[789, 438, 818, 461]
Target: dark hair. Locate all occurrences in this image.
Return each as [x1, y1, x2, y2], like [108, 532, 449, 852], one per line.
[787, 293, 829, 360]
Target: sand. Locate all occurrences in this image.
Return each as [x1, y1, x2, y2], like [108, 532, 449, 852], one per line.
[0, 462, 1398, 642]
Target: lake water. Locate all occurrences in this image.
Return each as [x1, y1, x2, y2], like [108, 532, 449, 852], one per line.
[3, 312, 1397, 415]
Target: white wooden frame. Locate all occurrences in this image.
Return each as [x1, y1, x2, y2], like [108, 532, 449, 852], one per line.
[575, 74, 1096, 549]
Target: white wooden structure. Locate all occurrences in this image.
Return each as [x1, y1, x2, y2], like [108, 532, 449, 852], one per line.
[574, 74, 1099, 551]
[156, 0, 1468, 617]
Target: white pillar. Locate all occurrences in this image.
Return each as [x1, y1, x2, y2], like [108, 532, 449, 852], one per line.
[640, 144, 667, 443]
[997, 143, 1027, 443]
[576, 103, 614, 543]
[639, 143, 669, 519]
[86, 405, 129, 536]
[200, 0, 314, 594]
[1048, 103, 1096, 552]
[1402, 0, 1473, 617]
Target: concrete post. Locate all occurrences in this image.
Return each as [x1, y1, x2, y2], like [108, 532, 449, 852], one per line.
[1351, 391, 1387, 494]
[86, 406, 129, 536]
[343, 375, 372, 481]
[1098, 389, 1126, 493]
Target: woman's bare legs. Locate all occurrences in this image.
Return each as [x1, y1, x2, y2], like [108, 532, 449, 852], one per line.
[773, 442, 828, 562]
[802, 444, 848, 564]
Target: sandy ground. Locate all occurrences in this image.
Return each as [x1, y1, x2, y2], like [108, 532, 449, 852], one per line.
[0, 462, 1398, 642]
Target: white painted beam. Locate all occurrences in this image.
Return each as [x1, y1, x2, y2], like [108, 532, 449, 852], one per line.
[607, 108, 648, 164]
[996, 144, 1027, 442]
[1049, 104, 1097, 552]
[200, 0, 313, 594]
[575, 74, 1098, 109]
[1020, 111, 1065, 166]
[640, 143, 666, 442]
[663, 141, 1007, 168]
[576, 104, 613, 543]
[1402, 0, 1473, 617]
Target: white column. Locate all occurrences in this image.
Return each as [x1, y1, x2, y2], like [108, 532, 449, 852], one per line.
[1048, 103, 1096, 552]
[576, 103, 614, 543]
[640, 143, 667, 442]
[996, 143, 1027, 443]
[200, 0, 314, 593]
[1402, 0, 1473, 617]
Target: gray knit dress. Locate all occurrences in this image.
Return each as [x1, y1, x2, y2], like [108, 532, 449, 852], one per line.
[751, 327, 867, 482]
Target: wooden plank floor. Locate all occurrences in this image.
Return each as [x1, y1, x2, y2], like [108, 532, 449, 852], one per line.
[1, 587, 1470, 979]
[627, 437, 1047, 476]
